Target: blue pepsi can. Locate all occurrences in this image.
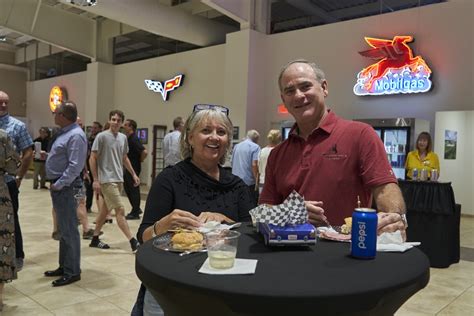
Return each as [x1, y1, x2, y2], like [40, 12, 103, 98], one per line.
[412, 168, 418, 180]
[351, 208, 378, 259]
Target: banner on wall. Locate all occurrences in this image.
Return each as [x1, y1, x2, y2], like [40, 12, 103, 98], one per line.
[444, 130, 457, 160]
[144, 74, 184, 101]
[354, 36, 432, 96]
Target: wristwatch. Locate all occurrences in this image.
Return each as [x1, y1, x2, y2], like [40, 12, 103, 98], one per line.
[15, 175, 23, 181]
[400, 213, 408, 228]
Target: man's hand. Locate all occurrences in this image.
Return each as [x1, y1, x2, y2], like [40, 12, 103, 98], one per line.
[93, 180, 101, 195]
[198, 212, 234, 224]
[15, 177, 22, 188]
[377, 212, 407, 241]
[305, 201, 328, 226]
[50, 182, 60, 191]
[133, 174, 140, 187]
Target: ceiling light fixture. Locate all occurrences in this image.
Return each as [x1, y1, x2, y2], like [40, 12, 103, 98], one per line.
[68, 0, 97, 6]
[0, 36, 6, 42]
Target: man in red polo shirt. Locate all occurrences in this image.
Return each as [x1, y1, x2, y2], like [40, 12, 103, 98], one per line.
[260, 59, 407, 237]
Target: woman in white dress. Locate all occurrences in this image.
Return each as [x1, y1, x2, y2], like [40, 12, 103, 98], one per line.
[258, 129, 282, 193]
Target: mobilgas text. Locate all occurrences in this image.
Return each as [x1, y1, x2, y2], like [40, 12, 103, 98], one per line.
[351, 208, 378, 259]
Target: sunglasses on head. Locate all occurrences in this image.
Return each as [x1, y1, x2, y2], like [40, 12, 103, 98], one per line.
[193, 104, 229, 116]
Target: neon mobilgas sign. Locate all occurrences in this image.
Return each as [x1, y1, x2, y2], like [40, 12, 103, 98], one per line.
[354, 36, 432, 96]
[49, 86, 67, 112]
[145, 74, 184, 101]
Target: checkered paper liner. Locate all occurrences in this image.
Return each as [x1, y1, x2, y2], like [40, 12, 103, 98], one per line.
[250, 191, 308, 226]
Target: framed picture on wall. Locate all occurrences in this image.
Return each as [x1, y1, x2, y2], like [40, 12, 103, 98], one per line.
[137, 128, 149, 144]
[233, 126, 239, 140]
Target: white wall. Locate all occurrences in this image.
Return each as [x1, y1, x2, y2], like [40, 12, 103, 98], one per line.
[113, 44, 228, 184]
[434, 111, 473, 215]
[259, 0, 473, 137]
[26, 72, 87, 137]
[23, 0, 473, 190]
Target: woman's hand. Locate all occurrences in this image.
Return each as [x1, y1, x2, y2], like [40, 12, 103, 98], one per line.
[155, 209, 202, 235]
[198, 212, 234, 224]
[377, 212, 407, 241]
[305, 201, 328, 226]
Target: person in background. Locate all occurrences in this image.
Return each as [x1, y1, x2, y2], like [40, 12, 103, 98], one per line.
[0, 90, 34, 272]
[163, 116, 184, 167]
[405, 132, 440, 180]
[133, 104, 255, 315]
[231, 129, 260, 204]
[50, 117, 99, 241]
[33, 127, 51, 189]
[85, 121, 103, 213]
[0, 129, 20, 311]
[89, 110, 140, 251]
[258, 129, 281, 193]
[44, 101, 86, 287]
[259, 59, 407, 237]
[123, 119, 148, 220]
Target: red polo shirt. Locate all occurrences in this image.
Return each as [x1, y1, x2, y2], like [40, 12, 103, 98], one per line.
[259, 111, 397, 225]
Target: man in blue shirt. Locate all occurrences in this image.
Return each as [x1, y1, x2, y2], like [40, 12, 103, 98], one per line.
[44, 101, 87, 287]
[0, 90, 33, 271]
[231, 130, 260, 203]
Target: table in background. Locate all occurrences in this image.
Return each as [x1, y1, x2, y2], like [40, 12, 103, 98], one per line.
[399, 180, 460, 268]
[136, 224, 430, 316]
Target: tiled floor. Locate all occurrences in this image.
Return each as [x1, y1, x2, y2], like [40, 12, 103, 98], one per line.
[2, 179, 474, 315]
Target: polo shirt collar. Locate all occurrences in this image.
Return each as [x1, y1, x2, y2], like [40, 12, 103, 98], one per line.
[289, 109, 338, 139]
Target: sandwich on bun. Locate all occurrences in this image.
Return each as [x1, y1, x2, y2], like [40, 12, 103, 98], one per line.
[171, 231, 204, 250]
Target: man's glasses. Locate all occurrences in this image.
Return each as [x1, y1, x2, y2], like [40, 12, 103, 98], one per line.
[193, 104, 229, 116]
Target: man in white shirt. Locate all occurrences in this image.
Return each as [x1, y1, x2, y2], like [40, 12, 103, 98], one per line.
[163, 117, 184, 167]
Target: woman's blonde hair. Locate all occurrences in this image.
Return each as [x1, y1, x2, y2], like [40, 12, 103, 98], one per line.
[180, 109, 233, 165]
[267, 129, 282, 145]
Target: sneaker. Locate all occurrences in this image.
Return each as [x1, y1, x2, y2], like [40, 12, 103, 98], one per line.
[125, 213, 141, 220]
[83, 229, 104, 239]
[89, 238, 110, 249]
[52, 231, 61, 241]
[130, 238, 140, 253]
[105, 218, 113, 224]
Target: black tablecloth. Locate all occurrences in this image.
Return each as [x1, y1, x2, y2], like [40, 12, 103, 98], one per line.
[399, 180, 460, 268]
[136, 224, 430, 316]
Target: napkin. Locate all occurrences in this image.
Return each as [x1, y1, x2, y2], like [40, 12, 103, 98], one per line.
[198, 221, 241, 234]
[198, 258, 258, 275]
[249, 190, 308, 226]
[377, 231, 421, 252]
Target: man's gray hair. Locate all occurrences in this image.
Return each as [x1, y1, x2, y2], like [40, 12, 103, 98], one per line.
[247, 130, 260, 142]
[278, 59, 326, 91]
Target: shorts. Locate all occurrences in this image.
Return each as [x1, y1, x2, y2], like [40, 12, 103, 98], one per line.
[101, 182, 124, 210]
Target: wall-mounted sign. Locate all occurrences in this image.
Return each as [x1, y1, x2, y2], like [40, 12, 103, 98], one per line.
[49, 86, 67, 112]
[145, 74, 184, 101]
[354, 36, 432, 96]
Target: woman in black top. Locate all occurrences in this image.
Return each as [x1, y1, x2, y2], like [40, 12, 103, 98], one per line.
[133, 106, 255, 316]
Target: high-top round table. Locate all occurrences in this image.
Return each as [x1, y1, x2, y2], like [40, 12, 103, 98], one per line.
[136, 224, 430, 316]
[399, 180, 460, 268]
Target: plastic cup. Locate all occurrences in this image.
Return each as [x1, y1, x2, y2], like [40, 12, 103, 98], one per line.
[205, 230, 240, 269]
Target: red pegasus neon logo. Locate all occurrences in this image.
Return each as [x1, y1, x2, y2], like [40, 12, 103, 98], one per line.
[358, 36, 431, 90]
